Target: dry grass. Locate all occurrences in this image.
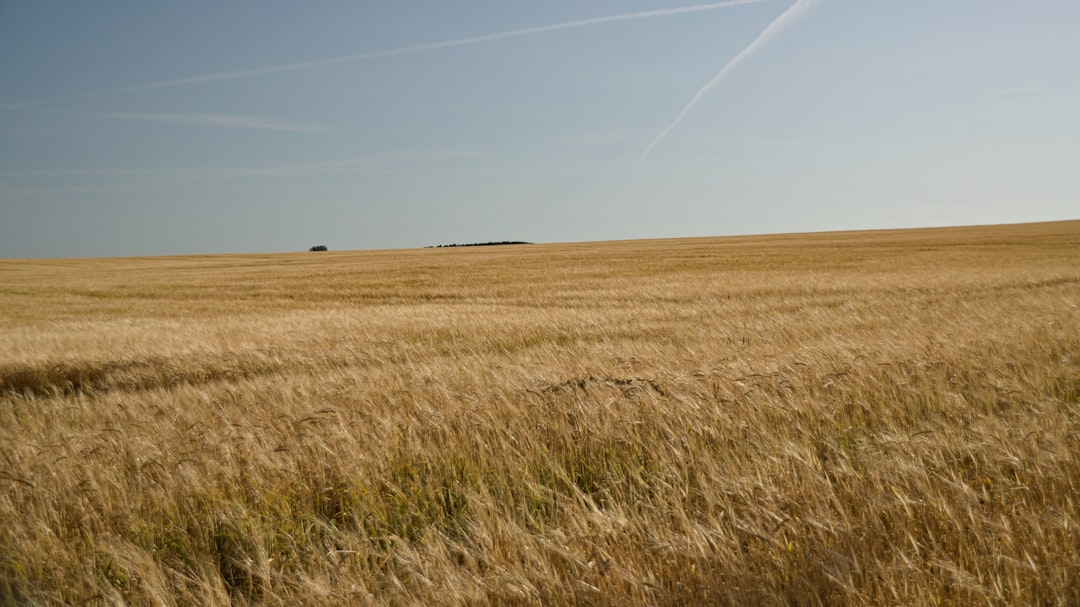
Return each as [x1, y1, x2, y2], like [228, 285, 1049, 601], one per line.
[2, 221, 1079, 606]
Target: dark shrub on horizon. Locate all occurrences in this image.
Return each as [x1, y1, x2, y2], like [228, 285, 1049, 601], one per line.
[309, 245, 328, 252]
[425, 241, 532, 249]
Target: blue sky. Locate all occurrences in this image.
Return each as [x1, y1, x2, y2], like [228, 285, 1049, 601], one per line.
[1, 1, 1077, 258]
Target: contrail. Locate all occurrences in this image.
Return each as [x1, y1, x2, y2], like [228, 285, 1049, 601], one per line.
[0, 0, 769, 110]
[640, 0, 820, 160]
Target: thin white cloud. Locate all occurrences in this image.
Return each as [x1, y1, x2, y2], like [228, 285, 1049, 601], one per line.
[0, 157, 376, 186]
[0, 167, 190, 178]
[15, 107, 329, 133]
[0, 0, 769, 110]
[0, 148, 489, 181]
[104, 112, 330, 133]
[640, 0, 821, 159]
[0, 158, 371, 198]
[0, 150, 483, 188]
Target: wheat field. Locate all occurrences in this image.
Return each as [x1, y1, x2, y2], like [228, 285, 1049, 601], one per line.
[2, 221, 1079, 606]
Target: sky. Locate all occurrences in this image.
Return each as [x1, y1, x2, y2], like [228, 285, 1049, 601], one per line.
[1, 0, 1078, 258]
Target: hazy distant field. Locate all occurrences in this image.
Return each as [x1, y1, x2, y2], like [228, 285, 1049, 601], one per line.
[2, 221, 1079, 606]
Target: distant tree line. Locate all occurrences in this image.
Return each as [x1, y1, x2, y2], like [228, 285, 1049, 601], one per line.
[425, 241, 532, 249]
[309, 245, 328, 252]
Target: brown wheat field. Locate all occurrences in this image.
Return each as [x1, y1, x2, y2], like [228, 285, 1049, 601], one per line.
[2, 221, 1079, 606]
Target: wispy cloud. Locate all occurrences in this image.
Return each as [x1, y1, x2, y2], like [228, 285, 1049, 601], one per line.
[0, 149, 488, 189]
[103, 112, 330, 133]
[0, 157, 375, 198]
[640, 0, 821, 160]
[0, 0, 768, 110]
[17, 107, 329, 133]
[0, 167, 196, 181]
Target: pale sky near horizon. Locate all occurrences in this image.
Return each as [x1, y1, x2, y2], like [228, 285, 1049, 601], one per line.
[1, 1, 1078, 258]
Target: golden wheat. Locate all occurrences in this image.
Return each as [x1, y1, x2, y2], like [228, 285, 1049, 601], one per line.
[2, 221, 1079, 605]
